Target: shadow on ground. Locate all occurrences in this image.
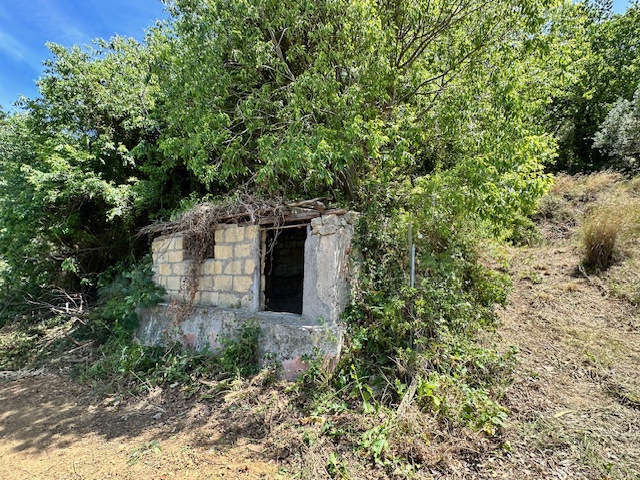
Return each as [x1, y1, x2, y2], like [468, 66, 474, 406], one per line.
[0, 374, 209, 454]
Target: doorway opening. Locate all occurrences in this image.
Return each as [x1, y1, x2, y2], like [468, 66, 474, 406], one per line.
[263, 226, 306, 314]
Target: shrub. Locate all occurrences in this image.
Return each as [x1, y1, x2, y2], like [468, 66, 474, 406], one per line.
[594, 87, 640, 173]
[76, 258, 165, 345]
[582, 203, 626, 269]
[337, 201, 515, 435]
[506, 215, 542, 246]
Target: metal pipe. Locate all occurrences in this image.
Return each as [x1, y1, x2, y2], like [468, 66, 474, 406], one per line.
[408, 224, 415, 288]
[410, 244, 415, 288]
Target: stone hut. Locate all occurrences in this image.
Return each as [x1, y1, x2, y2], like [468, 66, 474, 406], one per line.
[137, 201, 357, 379]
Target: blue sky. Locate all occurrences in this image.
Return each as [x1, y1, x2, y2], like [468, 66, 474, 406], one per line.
[0, 0, 634, 111]
[612, 0, 634, 13]
[0, 0, 166, 111]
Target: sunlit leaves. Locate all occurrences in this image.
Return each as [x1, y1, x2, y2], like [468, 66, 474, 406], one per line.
[159, 0, 560, 201]
[594, 86, 640, 172]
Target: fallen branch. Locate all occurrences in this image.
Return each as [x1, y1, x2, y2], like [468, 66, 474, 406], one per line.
[64, 332, 84, 347]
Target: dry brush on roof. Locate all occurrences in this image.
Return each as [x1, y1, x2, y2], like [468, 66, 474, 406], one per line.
[139, 195, 345, 239]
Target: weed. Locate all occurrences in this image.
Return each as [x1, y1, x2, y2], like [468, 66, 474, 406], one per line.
[349, 365, 376, 414]
[218, 320, 261, 377]
[128, 439, 162, 466]
[83, 320, 261, 393]
[294, 350, 334, 393]
[339, 203, 516, 442]
[460, 387, 508, 436]
[326, 451, 349, 479]
[80, 261, 261, 391]
[359, 423, 391, 466]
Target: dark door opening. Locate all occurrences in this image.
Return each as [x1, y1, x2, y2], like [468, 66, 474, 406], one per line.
[264, 226, 306, 314]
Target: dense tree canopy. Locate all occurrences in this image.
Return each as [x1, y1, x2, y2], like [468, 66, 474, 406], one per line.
[0, 36, 189, 311]
[157, 0, 558, 200]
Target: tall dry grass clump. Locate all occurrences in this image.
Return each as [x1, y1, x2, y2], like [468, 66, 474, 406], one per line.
[582, 196, 639, 270]
[582, 204, 625, 269]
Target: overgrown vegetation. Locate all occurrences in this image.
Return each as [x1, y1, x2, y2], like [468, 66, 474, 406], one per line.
[336, 197, 517, 434]
[1, 0, 640, 477]
[80, 262, 263, 391]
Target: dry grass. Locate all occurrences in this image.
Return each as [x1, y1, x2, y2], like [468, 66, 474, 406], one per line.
[551, 171, 625, 201]
[495, 173, 640, 480]
[627, 176, 640, 194]
[534, 171, 625, 241]
[581, 202, 627, 269]
[537, 172, 640, 271]
[497, 241, 640, 479]
[606, 256, 640, 305]
[581, 193, 640, 269]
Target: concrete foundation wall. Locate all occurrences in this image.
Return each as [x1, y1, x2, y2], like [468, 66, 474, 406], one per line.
[138, 304, 342, 381]
[303, 213, 357, 324]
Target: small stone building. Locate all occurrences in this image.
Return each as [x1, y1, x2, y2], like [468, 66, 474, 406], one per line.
[137, 206, 357, 379]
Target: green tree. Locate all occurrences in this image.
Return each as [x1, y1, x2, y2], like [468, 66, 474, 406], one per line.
[157, 0, 560, 204]
[593, 85, 640, 171]
[0, 36, 184, 317]
[0, 113, 57, 314]
[549, 1, 640, 171]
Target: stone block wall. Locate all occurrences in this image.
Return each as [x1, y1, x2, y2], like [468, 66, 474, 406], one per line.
[152, 225, 260, 310]
[151, 214, 357, 322]
[151, 235, 188, 292]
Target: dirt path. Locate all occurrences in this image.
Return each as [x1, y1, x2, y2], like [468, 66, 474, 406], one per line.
[0, 374, 277, 479]
[488, 242, 640, 479]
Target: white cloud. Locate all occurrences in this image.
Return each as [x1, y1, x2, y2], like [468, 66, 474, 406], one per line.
[26, 0, 90, 47]
[0, 30, 41, 70]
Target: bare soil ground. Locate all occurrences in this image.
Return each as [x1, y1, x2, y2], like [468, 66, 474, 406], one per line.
[0, 374, 278, 479]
